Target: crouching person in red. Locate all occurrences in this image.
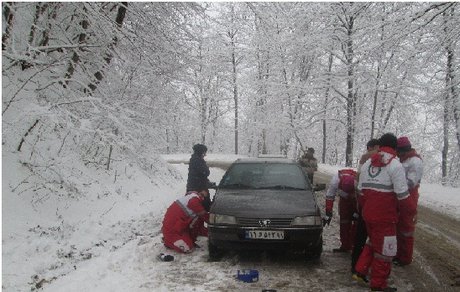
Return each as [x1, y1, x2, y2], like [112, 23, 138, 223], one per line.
[324, 169, 358, 252]
[354, 133, 413, 292]
[162, 190, 210, 253]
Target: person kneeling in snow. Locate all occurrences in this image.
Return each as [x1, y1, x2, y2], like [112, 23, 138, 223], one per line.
[162, 189, 209, 253]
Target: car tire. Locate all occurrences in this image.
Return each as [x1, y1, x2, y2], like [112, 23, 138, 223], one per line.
[208, 241, 223, 261]
[305, 236, 323, 261]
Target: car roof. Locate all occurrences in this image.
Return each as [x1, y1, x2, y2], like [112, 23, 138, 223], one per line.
[234, 157, 297, 164]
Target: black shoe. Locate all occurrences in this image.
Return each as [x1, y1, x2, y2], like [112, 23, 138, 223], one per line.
[370, 287, 397, 292]
[158, 253, 174, 262]
[352, 272, 369, 284]
[333, 247, 350, 253]
[392, 258, 408, 266]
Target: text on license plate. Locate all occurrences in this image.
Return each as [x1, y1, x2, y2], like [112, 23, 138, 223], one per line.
[245, 230, 284, 240]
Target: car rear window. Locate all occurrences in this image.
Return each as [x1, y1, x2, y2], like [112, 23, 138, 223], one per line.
[219, 163, 309, 190]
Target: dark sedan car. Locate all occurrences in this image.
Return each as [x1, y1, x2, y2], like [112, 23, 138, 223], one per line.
[208, 157, 324, 260]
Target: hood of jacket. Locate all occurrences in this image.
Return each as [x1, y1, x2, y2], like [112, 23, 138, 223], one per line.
[370, 146, 397, 167]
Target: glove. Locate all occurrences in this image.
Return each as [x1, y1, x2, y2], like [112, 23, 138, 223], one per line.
[323, 210, 332, 226]
[202, 195, 212, 212]
[207, 181, 217, 189]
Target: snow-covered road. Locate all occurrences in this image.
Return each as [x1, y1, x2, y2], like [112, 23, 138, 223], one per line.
[3, 155, 460, 291]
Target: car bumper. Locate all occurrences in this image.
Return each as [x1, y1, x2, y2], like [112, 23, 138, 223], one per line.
[208, 225, 323, 251]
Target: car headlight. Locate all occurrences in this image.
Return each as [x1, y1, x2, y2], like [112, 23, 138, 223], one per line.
[291, 216, 322, 226]
[209, 213, 237, 224]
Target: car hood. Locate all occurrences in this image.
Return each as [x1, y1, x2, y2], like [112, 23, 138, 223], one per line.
[211, 189, 319, 218]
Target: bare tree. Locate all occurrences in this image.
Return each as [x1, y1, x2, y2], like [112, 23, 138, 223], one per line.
[2, 2, 14, 51]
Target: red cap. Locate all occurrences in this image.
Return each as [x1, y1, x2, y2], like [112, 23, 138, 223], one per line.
[340, 175, 355, 194]
[397, 136, 411, 148]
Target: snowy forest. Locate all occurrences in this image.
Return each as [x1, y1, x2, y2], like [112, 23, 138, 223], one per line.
[2, 2, 460, 188]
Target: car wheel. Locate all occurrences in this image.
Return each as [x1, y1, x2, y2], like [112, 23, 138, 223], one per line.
[305, 236, 323, 261]
[208, 241, 223, 261]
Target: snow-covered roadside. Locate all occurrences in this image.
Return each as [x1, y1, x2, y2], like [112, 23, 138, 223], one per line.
[2, 152, 228, 291]
[2, 152, 180, 291]
[2, 153, 459, 291]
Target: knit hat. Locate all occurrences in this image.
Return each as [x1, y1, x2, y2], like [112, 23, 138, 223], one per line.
[340, 175, 355, 194]
[192, 144, 207, 155]
[397, 136, 412, 152]
[379, 133, 398, 150]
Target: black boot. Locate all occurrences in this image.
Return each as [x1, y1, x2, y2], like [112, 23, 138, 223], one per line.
[370, 287, 397, 292]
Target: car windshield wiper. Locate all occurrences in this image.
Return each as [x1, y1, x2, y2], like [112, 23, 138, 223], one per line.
[259, 185, 306, 190]
[220, 183, 253, 189]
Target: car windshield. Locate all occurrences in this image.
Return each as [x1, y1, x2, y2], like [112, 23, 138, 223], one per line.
[219, 162, 309, 190]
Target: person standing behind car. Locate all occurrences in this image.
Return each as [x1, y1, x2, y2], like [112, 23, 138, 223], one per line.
[186, 144, 212, 211]
[354, 133, 412, 292]
[394, 136, 423, 266]
[324, 169, 358, 253]
[299, 147, 318, 184]
[358, 139, 380, 171]
[351, 138, 379, 278]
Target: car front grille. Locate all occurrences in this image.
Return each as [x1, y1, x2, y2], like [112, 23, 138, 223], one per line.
[237, 217, 293, 227]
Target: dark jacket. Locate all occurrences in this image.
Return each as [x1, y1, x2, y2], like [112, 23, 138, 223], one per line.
[186, 154, 210, 191]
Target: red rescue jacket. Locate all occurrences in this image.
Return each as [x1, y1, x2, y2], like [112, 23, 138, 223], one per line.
[162, 192, 209, 235]
[358, 147, 409, 223]
[325, 169, 357, 213]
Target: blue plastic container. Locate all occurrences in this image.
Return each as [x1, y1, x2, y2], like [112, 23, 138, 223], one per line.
[237, 269, 259, 283]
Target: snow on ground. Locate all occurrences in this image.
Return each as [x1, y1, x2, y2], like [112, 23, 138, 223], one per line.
[2, 153, 459, 291]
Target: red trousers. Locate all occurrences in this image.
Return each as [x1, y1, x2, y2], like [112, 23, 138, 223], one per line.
[396, 188, 419, 264]
[339, 196, 357, 250]
[163, 217, 208, 253]
[355, 221, 397, 289]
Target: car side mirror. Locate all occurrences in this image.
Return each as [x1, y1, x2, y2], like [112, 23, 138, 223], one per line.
[313, 183, 326, 192]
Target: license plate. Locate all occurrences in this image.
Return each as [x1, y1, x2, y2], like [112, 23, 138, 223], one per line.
[245, 230, 284, 240]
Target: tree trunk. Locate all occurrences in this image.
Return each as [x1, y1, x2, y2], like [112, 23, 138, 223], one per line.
[28, 4, 41, 46]
[345, 17, 355, 167]
[322, 53, 333, 164]
[445, 8, 460, 154]
[442, 86, 449, 179]
[381, 70, 407, 131]
[22, 3, 58, 71]
[231, 35, 239, 155]
[442, 6, 460, 179]
[254, 13, 268, 155]
[64, 5, 88, 87]
[2, 2, 14, 51]
[88, 2, 128, 92]
[38, 3, 57, 48]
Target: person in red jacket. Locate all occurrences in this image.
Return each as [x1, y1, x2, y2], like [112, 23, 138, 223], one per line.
[354, 133, 412, 292]
[324, 169, 358, 252]
[162, 190, 210, 253]
[352, 138, 379, 278]
[394, 136, 423, 266]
